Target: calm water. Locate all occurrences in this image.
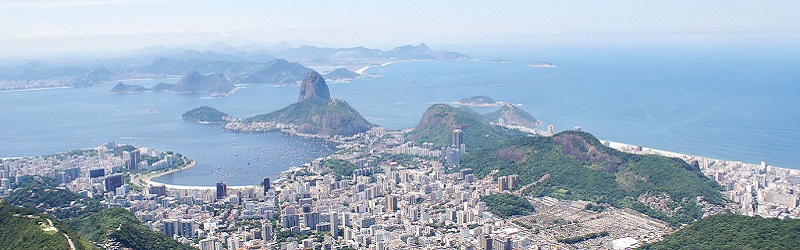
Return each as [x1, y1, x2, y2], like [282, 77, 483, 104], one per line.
[1, 46, 798, 186]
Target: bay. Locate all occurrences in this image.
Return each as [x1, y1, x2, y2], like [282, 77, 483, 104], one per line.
[1, 45, 798, 187]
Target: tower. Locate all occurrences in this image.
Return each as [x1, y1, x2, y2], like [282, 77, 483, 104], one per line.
[452, 129, 463, 147]
[216, 181, 227, 200]
[263, 177, 271, 195]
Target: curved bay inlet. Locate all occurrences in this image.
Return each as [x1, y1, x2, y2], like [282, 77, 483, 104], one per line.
[0, 47, 798, 186]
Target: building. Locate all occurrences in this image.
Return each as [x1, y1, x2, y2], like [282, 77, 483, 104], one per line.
[452, 128, 464, 147]
[216, 181, 228, 200]
[149, 185, 167, 196]
[386, 194, 399, 211]
[104, 173, 124, 193]
[263, 177, 271, 194]
[547, 124, 555, 134]
[89, 168, 105, 178]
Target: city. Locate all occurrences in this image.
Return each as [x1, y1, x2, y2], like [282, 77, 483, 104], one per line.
[3, 124, 798, 250]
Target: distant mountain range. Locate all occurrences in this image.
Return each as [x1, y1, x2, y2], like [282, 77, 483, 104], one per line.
[0, 42, 472, 91]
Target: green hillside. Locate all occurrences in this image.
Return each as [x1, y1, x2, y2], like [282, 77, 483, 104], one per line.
[461, 131, 724, 226]
[406, 104, 524, 150]
[642, 214, 800, 250]
[247, 97, 372, 136]
[0, 203, 95, 250]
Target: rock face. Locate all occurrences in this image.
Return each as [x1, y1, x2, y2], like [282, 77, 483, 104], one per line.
[298, 71, 331, 102]
[172, 71, 234, 94]
[484, 104, 540, 128]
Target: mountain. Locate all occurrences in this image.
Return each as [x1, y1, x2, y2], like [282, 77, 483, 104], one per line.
[151, 82, 175, 92]
[484, 104, 540, 128]
[245, 71, 372, 136]
[460, 131, 725, 226]
[298, 71, 331, 101]
[172, 71, 234, 95]
[109, 82, 149, 94]
[386, 43, 435, 59]
[324, 68, 360, 82]
[183, 106, 230, 124]
[642, 214, 800, 250]
[275, 43, 472, 62]
[239, 59, 313, 85]
[406, 104, 525, 149]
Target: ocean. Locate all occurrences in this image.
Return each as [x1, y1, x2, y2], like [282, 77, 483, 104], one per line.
[1, 46, 798, 185]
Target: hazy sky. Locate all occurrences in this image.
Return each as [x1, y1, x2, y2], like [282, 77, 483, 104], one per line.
[1, 0, 798, 58]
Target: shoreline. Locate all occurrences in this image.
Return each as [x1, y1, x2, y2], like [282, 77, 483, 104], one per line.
[139, 159, 259, 190]
[354, 61, 398, 74]
[0, 86, 70, 93]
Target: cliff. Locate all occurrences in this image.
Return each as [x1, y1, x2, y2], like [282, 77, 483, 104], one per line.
[298, 71, 331, 102]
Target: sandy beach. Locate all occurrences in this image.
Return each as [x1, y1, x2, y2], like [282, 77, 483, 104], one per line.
[136, 160, 259, 190]
[355, 61, 397, 74]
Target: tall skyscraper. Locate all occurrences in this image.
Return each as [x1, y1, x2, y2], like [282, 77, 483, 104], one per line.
[216, 181, 228, 200]
[452, 129, 463, 147]
[263, 177, 271, 195]
[386, 194, 399, 211]
[547, 124, 555, 134]
[104, 173, 124, 193]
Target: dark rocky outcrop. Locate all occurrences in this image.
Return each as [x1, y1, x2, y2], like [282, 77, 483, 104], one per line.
[298, 71, 331, 102]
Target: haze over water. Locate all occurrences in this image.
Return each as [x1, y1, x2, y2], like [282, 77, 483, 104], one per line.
[1, 46, 798, 186]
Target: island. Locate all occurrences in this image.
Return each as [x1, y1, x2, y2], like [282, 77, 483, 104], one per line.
[529, 61, 557, 68]
[324, 68, 361, 83]
[108, 71, 236, 97]
[490, 58, 511, 64]
[182, 106, 231, 124]
[455, 95, 499, 106]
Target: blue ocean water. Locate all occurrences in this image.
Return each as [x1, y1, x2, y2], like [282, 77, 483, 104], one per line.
[1, 46, 798, 186]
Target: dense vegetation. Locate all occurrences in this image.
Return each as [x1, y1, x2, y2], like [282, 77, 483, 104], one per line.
[70, 208, 194, 250]
[323, 159, 359, 178]
[182, 106, 230, 123]
[462, 131, 724, 226]
[407, 104, 524, 150]
[0, 204, 94, 250]
[480, 193, 535, 218]
[642, 214, 800, 250]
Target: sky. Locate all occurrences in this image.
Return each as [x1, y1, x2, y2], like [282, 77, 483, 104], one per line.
[0, 0, 798, 59]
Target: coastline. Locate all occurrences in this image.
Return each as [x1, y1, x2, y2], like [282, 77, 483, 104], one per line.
[139, 160, 257, 190]
[355, 61, 398, 74]
[0, 86, 69, 93]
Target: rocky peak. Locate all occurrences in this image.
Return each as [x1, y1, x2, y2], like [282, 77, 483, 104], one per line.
[298, 71, 331, 102]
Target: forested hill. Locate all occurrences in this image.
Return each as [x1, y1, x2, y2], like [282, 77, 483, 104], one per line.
[642, 214, 800, 250]
[460, 130, 725, 226]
